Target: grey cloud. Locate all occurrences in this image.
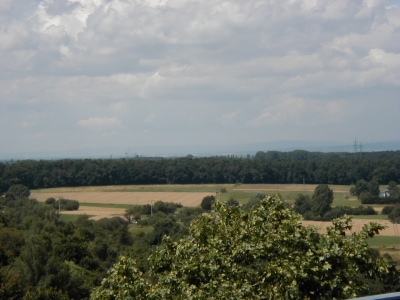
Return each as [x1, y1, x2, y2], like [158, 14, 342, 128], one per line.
[1, 0, 399, 154]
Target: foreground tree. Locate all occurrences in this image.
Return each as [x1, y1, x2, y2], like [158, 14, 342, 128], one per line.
[92, 195, 397, 300]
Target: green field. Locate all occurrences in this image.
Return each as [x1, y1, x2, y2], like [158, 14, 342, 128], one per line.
[59, 214, 94, 222]
[367, 236, 400, 247]
[80, 203, 136, 209]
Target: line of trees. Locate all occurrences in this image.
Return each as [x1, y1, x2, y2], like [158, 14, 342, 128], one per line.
[1, 150, 398, 191]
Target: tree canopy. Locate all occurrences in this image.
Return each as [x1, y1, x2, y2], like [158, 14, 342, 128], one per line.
[91, 195, 397, 300]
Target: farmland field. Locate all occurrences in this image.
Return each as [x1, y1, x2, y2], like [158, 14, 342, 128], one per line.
[31, 184, 400, 240]
[31, 191, 212, 207]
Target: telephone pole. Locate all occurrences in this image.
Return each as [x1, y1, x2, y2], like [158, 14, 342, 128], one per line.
[354, 138, 358, 153]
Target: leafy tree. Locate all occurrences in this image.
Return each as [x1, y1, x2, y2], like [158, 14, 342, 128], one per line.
[387, 181, 399, 198]
[355, 179, 369, 198]
[388, 206, 400, 223]
[91, 195, 397, 299]
[293, 194, 312, 215]
[382, 206, 394, 215]
[311, 184, 333, 217]
[367, 179, 380, 196]
[6, 185, 30, 199]
[91, 257, 151, 299]
[200, 195, 215, 211]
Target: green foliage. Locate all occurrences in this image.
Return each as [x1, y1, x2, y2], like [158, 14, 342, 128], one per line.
[92, 195, 397, 299]
[7, 184, 31, 199]
[226, 197, 239, 207]
[294, 185, 335, 219]
[367, 179, 380, 196]
[361, 195, 399, 204]
[200, 195, 215, 211]
[322, 206, 377, 221]
[44, 198, 55, 205]
[311, 184, 333, 217]
[355, 180, 369, 197]
[388, 206, 400, 223]
[1, 151, 398, 189]
[54, 198, 79, 211]
[382, 206, 394, 215]
[91, 257, 151, 300]
[0, 192, 139, 300]
[241, 192, 265, 211]
[23, 287, 69, 300]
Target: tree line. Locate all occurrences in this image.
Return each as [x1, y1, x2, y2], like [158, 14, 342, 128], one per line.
[1, 150, 398, 191]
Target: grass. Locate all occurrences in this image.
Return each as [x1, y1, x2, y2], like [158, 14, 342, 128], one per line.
[367, 236, 400, 247]
[80, 203, 136, 209]
[129, 226, 153, 234]
[59, 214, 94, 222]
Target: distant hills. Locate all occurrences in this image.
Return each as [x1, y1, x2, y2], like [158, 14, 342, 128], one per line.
[1, 140, 399, 160]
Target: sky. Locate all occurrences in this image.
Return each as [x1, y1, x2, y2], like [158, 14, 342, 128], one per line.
[1, 0, 399, 156]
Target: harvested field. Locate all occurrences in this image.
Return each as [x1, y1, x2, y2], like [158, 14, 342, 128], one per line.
[302, 219, 400, 237]
[61, 206, 125, 221]
[31, 191, 212, 207]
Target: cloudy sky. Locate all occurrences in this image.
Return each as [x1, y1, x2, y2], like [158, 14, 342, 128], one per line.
[1, 0, 399, 156]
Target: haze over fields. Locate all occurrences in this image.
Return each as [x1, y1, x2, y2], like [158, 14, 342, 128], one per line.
[1, 0, 399, 158]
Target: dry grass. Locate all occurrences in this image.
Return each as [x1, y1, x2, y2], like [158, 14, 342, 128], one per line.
[61, 206, 126, 221]
[31, 191, 212, 207]
[302, 219, 400, 237]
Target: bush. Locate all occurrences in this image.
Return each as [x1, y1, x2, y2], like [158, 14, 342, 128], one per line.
[53, 199, 79, 211]
[361, 195, 399, 205]
[45, 197, 56, 205]
[382, 206, 394, 215]
[388, 206, 400, 224]
[201, 195, 215, 211]
[220, 188, 227, 193]
[227, 197, 239, 207]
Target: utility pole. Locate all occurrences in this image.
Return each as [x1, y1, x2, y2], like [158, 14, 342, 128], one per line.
[354, 138, 358, 153]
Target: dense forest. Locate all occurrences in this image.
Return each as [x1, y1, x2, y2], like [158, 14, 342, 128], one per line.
[0, 187, 201, 299]
[1, 150, 399, 191]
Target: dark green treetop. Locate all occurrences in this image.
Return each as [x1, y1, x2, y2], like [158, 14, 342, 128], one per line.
[91, 195, 396, 300]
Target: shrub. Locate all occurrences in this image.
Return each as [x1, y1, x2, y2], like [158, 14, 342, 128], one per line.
[53, 199, 79, 211]
[45, 197, 56, 205]
[201, 195, 215, 211]
[388, 206, 400, 224]
[382, 206, 394, 215]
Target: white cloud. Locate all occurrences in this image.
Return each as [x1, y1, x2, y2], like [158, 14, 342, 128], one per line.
[0, 0, 399, 154]
[221, 111, 239, 126]
[78, 117, 122, 128]
[248, 95, 345, 127]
